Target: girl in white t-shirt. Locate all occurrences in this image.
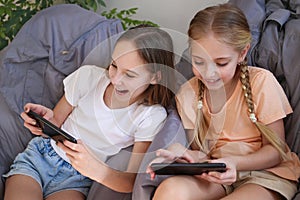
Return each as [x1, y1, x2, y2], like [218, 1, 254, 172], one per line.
[4, 25, 175, 199]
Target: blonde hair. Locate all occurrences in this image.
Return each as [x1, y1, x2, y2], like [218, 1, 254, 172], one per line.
[188, 3, 251, 52]
[190, 4, 289, 160]
[239, 63, 289, 160]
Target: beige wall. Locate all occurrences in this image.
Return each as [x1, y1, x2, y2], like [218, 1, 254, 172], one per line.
[101, 0, 227, 34]
[100, 0, 228, 56]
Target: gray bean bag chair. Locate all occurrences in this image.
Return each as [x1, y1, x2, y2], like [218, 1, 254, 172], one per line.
[0, 4, 123, 199]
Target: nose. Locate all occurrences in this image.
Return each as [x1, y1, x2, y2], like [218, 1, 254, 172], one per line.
[111, 71, 123, 86]
[204, 63, 218, 78]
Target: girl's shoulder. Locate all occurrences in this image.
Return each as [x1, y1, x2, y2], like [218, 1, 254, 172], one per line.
[71, 65, 108, 83]
[133, 103, 167, 125]
[175, 78, 198, 113]
[76, 65, 107, 76]
[248, 66, 274, 78]
[177, 77, 198, 95]
[63, 65, 109, 95]
[135, 103, 167, 116]
[248, 66, 277, 85]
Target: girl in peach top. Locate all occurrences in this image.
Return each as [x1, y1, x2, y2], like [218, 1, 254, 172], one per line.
[148, 3, 300, 200]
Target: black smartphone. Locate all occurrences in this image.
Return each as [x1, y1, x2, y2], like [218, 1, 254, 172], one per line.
[27, 110, 77, 143]
[151, 162, 226, 175]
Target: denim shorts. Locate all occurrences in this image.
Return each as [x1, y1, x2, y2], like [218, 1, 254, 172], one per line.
[3, 137, 92, 198]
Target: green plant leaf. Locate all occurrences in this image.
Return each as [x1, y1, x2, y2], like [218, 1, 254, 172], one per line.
[97, 0, 106, 7]
[0, 1, 158, 50]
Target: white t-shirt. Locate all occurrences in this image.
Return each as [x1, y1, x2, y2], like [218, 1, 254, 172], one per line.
[51, 65, 167, 162]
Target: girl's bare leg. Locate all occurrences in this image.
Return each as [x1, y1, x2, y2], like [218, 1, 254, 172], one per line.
[4, 174, 43, 200]
[221, 183, 282, 200]
[5, 174, 85, 200]
[152, 175, 226, 200]
[46, 190, 85, 200]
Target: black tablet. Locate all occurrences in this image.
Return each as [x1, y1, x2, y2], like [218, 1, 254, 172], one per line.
[151, 162, 226, 175]
[27, 110, 77, 143]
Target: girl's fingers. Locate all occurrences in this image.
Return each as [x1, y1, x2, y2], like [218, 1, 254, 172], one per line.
[57, 141, 77, 161]
[198, 170, 236, 185]
[180, 151, 196, 163]
[58, 140, 84, 158]
[146, 166, 156, 180]
[63, 140, 77, 150]
[156, 149, 188, 162]
[156, 149, 175, 158]
[57, 141, 69, 151]
[64, 139, 83, 151]
[202, 176, 223, 184]
[24, 103, 53, 120]
[147, 147, 193, 180]
[20, 112, 36, 125]
[22, 119, 43, 135]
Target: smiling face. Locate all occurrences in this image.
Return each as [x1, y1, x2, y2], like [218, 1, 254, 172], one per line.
[190, 34, 248, 92]
[108, 40, 157, 105]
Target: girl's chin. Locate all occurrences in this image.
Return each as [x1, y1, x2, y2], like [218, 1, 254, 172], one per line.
[204, 82, 224, 90]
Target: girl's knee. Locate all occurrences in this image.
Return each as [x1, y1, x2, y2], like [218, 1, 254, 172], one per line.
[153, 176, 226, 200]
[153, 177, 187, 199]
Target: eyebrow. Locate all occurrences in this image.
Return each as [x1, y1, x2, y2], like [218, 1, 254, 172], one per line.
[191, 55, 204, 59]
[191, 55, 231, 61]
[111, 59, 140, 76]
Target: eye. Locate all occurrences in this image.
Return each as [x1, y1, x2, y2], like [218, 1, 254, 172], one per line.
[125, 73, 136, 78]
[217, 63, 228, 67]
[111, 63, 117, 68]
[193, 60, 205, 66]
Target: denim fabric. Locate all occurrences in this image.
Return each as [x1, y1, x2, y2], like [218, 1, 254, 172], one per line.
[3, 137, 92, 198]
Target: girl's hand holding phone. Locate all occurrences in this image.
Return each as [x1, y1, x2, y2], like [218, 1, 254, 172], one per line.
[57, 140, 106, 181]
[196, 157, 237, 185]
[21, 103, 54, 136]
[146, 143, 208, 180]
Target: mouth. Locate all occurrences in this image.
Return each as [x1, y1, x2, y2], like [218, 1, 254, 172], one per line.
[204, 78, 220, 84]
[114, 88, 129, 95]
[202, 78, 223, 89]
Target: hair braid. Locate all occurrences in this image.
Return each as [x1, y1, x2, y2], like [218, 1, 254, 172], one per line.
[239, 62, 289, 160]
[193, 80, 209, 153]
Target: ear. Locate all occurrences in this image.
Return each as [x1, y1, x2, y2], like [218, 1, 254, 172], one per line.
[150, 71, 161, 85]
[238, 43, 250, 63]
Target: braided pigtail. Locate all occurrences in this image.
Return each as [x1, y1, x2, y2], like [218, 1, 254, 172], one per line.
[193, 80, 209, 153]
[239, 62, 289, 160]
